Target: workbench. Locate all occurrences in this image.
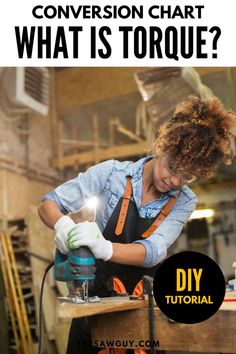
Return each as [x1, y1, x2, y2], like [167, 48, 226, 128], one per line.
[58, 297, 236, 352]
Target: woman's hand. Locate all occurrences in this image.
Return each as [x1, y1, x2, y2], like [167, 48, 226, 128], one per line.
[66, 221, 113, 261]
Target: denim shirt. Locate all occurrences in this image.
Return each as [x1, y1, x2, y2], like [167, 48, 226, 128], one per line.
[42, 156, 197, 267]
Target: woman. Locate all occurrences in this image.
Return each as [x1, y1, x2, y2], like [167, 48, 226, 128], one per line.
[38, 95, 235, 353]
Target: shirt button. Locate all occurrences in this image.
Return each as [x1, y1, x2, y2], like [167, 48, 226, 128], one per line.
[146, 210, 153, 218]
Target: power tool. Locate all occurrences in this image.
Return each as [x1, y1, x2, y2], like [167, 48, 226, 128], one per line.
[54, 198, 100, 304]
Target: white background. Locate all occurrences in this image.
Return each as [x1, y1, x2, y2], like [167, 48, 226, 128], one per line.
[0, 0, 235, 66]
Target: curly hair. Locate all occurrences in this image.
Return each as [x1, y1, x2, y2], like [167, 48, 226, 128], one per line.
[154, 95, 236, 180]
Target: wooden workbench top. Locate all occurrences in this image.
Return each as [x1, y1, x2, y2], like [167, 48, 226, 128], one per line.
[57, 296, 148, 319]
[57, 295, 236, 319]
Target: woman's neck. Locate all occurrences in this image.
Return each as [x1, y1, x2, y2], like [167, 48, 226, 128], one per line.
[142, 159, 162, 203]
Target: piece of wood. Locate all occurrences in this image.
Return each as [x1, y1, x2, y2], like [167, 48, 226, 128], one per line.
[42, 333, 57, 354]
[0, 169, 8, 230]
[54, 320, 71, 354]
[1, 252, 20, 353]
[5, 234, 34, 354]
[116, 123, 143, 143]
[1, 233, 27, 353]
[0, 267, 9, 354]
[108, 120, 116, 146]
[62, 139, 108, 149]
[49, 68, 59, 159]
[93, 114, 100, 164]
[58, 296, 148, 319]
[0, 233, 34, 354]
[52, 141, 148, 168]
[57, 118, 64, 171]
[63, 139, 94, 148]
[108, 117, 143, 143]
[90, 304, 236, 352]
[58, 293, 236, 318]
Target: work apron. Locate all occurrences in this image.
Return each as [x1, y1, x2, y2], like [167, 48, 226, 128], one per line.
[91, 198, 157, 297]
[67, 176, 178, 354]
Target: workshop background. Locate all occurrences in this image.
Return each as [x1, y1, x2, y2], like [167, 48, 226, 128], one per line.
[0, 67, 236, 354]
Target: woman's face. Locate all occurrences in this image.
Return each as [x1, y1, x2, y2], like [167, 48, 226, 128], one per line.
[152, 155, 183, 192]
[152, 154, 196, 192]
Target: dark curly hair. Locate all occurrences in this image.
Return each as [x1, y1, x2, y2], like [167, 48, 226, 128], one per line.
[154, 95, 236, 180]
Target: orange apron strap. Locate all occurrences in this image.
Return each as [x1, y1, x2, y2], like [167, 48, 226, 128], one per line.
[115, 176, 132, 236]
[141, 192, 180, 238]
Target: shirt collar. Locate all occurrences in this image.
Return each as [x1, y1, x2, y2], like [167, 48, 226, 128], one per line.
[126, 156, 153, 181]
[126, 155, 179, 198]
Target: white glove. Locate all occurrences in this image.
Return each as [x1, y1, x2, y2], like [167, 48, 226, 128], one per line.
[66, 221, 113, 261]
[54, 215, 77, 255]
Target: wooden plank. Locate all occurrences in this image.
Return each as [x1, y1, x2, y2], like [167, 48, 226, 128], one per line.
[49, 68, 59, 159]
[92, 114, 100, 164]
[90, 305, 236, 352]
[52, 141, 148, 168]
[62, 139, 108, 149]
[0, 268, 9, 354]
[0, 233, 33, 354]
[57, 119, 64, 171]
[62, 139, 95, 148]
[58, 296, 148, 319]
[117, 124, 143, 143]
[54, 320, 71, 354]
[5, 234, 34, 354]
[108, 120, 116, 146]
[0, 169, 8, 230]
[1, 255, 20, 353]
[58, 293, 236, 319]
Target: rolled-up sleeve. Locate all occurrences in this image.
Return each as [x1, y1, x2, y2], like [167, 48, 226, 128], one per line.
[134, 193, 197, 267]
[42, 160, 115, 213]
[42, 191, 67, 213]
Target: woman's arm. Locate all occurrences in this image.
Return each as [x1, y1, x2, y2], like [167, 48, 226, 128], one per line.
[38, 200, 146, 264]
[38, 200, 64, 229]
[111, 242, 146, 266]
